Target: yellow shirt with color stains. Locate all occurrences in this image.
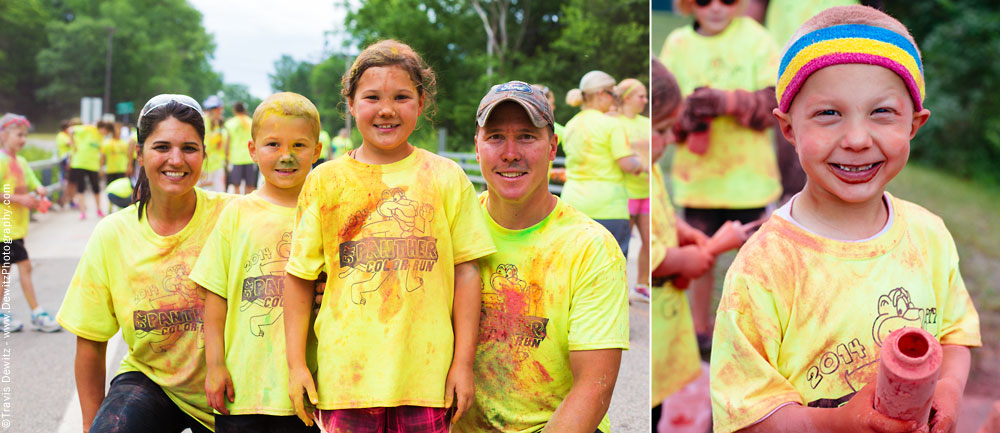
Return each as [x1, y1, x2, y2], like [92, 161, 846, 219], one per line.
[101, 136, 130, 174]
[709, 193, 982, 433]
[620, 114, 651, 200]
[650, 165, 701, 404]
[456, 194, 630, 432]
[190, 192, 317, 415]
[286, 148, 496, 409]
[1, 151, 42, 240]
[57, 188, 234, 431]
[660, 16, 782, 209]
[560, 109, 633, 220]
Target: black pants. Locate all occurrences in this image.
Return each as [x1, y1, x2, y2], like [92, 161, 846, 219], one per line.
[90, 372, 212, 433]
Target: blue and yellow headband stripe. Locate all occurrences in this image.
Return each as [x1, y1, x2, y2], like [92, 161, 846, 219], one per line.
[776, 24, 924, 112]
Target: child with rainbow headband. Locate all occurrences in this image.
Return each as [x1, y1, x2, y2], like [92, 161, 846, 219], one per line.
[709, 6, 981, 433]
[282, 40, 495, 431]
[191, 92, 323, 432]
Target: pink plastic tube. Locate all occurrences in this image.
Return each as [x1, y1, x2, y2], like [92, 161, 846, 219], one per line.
[874, 327, 942, 424]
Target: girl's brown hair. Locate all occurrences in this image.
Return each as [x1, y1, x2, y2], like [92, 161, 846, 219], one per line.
[341, 39, 437, 120]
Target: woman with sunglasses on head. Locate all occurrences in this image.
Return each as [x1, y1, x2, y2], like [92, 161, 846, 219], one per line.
[561, 71, 645, 257]
[58, 95, 235, 433]
[657, 0, 782, 356]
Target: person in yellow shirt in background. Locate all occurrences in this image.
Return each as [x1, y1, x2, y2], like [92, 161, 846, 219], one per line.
[192, 92, 322, 432]
[225, 101, 257, 194]
[313, 128, 331, 167]
[0, 113, 61, 333]
[56, 118, 80, 209]
[710, 6, 980, 432]
[329, 127, 352, 160]
[69, 120, 106, 219]
[201, 95, 229, 193]
[613, 77, 653, 303]
[455, 81, 629, 433]
[660, 0, 782, 352]
[98, 121, 131, 214]
[647, 59, 716, 431]
[283, 40, 495, 431]
[59, 95, 235, 432]
[561, 70, 645, 256]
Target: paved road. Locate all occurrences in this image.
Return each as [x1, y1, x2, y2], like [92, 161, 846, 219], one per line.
[3, 200, 651, 432]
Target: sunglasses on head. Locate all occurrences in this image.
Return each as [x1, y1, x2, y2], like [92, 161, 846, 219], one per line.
[138, 94, 204, 124]
[0, 115, 30, 133]
[694, 0, 737, 7]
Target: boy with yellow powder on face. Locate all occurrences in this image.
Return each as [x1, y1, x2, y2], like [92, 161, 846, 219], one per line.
[710, 6, 981, 433]
[190, 92, 322, 433]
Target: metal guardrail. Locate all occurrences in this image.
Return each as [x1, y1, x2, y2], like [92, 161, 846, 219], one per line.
[440, 151, 565, 195]
[27, 157, 65, 197]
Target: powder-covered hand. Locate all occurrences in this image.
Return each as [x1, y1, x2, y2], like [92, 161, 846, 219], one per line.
[928, 377, 962, 433]
[837, 381, 922, 433]
[444, 362, 475, 424]
[686, 87, 729, 118]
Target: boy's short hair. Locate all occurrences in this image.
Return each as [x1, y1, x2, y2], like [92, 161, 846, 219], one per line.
[776, 5, 924, 112]
[251, 92, 321, 142]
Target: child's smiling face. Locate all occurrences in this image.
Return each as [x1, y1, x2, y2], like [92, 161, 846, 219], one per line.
[250, 116, 318, 191]
[775, 64, 931, 207]
[348, 65, 424, 161]
[692, 0, 740, 37]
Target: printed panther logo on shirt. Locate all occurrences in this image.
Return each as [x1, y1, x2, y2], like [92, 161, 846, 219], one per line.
[480, 264, 549, 361]
[805, 286, 939, 408]
[338, 187, 439, 305]
[239, 231, 292, 337]
[133, 263, 205, 353]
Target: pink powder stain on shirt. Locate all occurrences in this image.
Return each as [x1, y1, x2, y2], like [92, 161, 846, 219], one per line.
[533, 360, 553, 382]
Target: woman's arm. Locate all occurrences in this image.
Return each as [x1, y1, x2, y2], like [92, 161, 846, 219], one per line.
[75, 336, 107, 433]
[445, 260, 481, 423]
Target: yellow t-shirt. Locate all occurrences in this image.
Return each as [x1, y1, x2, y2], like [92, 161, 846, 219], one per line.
[457, 194, 630, 432]
[709, 193, 982, 433]
[56, 188, 234, 431]
[331, 135, 352, 160]
[225, 114, 254, 165]
[286, 148, 496, 409]
[318, 130, 331, 160]
[660, 16, 782, 209]
[70, 125, 103, 171]
[649, 165, 701, 404]
[1, 151, 42, 240]
[203, 115, 228, 173]
[190, 193, 308, 416]
[620, 114, 651, 200]
[560, 109, 633, 220]
[764, 0, 859, 49]
[101, 136, 130, 174]
[57, 131, 73, 159]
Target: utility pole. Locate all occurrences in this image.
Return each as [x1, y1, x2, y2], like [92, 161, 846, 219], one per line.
[104, 26, 115, 118]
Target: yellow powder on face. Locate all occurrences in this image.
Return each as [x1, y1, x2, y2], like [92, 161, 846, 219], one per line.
[251, 92, 321, 141]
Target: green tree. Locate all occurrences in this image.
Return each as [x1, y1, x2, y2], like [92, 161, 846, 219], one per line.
[886, 1, 1000, 184]
[310, 54, 350, 133]
[220, 83, 262, 118]
[342, 0, 646, 151]
[36, 0, 221, 122]
[269, 55, 316, 97]
[0, 0, 53, 122]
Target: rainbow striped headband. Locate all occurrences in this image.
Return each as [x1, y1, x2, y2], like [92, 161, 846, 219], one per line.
[776, 24, 924, 113]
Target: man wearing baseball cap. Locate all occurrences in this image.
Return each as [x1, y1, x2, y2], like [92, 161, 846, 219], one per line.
[200, 95, 228, 192]
[456, 81, 630, 432]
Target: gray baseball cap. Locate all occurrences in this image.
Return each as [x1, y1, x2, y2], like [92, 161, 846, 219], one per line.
[476, 81, 554, 129]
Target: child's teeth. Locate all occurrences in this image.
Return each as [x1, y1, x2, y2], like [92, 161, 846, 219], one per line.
[837, 163, 876, 172]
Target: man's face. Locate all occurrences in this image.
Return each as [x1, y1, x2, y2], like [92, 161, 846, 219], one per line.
[476, 102, 557, 207]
